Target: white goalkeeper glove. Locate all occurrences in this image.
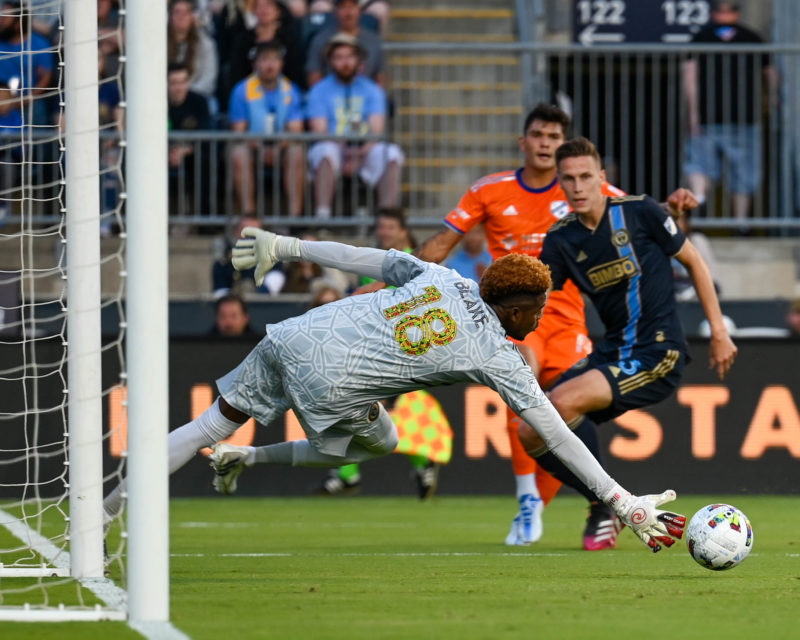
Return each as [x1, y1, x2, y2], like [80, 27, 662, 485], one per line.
[603, 485, 686, 553]
[231, 227, 301, 287]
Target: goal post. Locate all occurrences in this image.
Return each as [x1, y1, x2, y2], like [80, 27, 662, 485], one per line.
[125, 0, 170, 624]
[65, 0, 104, 582]
[0, 0, 175, 628]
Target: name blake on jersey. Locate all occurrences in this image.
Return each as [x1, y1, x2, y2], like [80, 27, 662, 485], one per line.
[454, 281, 489, 328]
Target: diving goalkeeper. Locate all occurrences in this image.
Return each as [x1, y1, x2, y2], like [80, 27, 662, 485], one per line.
[103, 229, 686, 553]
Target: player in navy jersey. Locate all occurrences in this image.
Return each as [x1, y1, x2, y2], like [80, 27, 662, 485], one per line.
[519, 137, 737, 549]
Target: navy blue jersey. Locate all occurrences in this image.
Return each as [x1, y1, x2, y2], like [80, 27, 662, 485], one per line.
[540, 195, 688, 359]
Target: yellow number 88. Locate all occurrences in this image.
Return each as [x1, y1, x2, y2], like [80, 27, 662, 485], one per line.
[394, 308, 457, 356]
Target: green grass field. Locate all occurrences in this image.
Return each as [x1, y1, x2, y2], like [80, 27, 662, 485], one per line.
[2, 495, 799, 639]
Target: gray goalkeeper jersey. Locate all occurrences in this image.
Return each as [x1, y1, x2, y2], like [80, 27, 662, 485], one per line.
[266, 250, 547, 432]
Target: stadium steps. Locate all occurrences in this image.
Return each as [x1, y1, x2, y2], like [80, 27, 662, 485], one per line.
[386, 1, 522, 216]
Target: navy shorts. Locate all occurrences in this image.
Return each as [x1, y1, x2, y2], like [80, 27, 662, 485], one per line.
[552, 346, 686, 424]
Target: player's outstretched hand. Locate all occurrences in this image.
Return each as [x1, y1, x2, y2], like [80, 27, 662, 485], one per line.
[709, 332, 737, 380]
[231, 227, 277, 286]
[605, 487, 686, 553]
[666, 188, 699, 215]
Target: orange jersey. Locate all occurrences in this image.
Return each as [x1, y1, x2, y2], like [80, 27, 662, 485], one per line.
[444, 169, 625, 328]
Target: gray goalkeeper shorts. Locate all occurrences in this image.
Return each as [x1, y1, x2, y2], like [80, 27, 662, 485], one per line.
[216, 336, 397, 457]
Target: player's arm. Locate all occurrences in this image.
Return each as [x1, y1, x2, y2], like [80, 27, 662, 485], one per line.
[517, 402, 686, 552]
[673, 239, 737, 379]
[231, 228, 430, 287]
[414, 226, 463, 263]
[353, 226, 463, 295]
[516, 342, 541, 378]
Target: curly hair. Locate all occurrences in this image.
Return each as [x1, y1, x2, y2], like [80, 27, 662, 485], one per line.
[479, 254, 552, 304]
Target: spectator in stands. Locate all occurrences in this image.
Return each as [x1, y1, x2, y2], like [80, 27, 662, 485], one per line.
[682, 0, 778, 231]
[444, 225, 492, 282]
[209, 293, 260, 337]
[359, 207, 414, 285]
[168, 0, 219, 101]
[307, 34, 403, 219]
[284, 0, 313, 19]
[309, 278, 345, 307]
[0, 0, 54, 125]
[376, 206, 415, 251]
[0, 80, 21, 133]
[169, 63, 212, 132]
[98, 0, 122, 78]
[786, 299, 800, 338]
[361, 0, 390, 33]
[99, 51, 122, 234]
[221, 0, 305, 100]
[213, 216, 286, 296]
[98, 51, 121, 127]
[306, 0, 383, 87]
[168, 62, 213, 215]
[229, 40, 305, 218]
[0, 79, 21, 224]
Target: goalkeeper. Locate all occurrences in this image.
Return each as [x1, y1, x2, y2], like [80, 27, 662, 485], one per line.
[104, 229, 686, 552]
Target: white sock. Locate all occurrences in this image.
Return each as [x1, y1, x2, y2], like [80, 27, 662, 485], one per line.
[315, 206, 331, 220]
[103, 400, 243, 519]
[515, 473, 539, 499]
[192, 400, 243, 449]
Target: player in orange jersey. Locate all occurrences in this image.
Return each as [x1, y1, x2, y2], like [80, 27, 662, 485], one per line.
[356, 103, 696, 549]
[432, 104, 626, 548]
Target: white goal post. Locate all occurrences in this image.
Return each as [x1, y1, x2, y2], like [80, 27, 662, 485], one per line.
[125, 0, 170, 624]
[0, 0, 172, 628]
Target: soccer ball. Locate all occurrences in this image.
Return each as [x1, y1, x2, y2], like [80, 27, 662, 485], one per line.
[686, 504, 753, 571]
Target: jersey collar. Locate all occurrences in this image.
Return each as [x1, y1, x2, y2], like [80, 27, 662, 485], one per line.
[515, 168, 558, 194]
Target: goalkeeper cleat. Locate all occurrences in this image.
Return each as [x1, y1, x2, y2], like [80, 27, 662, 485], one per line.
[504, 493, 543, 545]
[583, 501, 624, 551]
[413, 461, 440, 500]
[315, 470, 361, 496]
[209, 443, 250, 495]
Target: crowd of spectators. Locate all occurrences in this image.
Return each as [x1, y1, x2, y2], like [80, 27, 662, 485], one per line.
[167, 0, 402, 219]
[0, 0, 400, 221]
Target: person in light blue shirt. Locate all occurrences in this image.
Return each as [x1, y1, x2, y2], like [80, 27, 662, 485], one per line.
[229, 40, 305, 217]
[306, 33, 403, 219]
[444, 225, 493, 282]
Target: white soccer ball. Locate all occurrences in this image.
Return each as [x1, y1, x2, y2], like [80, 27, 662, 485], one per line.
[686, 504, 753, 571]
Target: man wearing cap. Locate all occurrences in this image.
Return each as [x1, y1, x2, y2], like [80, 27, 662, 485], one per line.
[229, 40, 305, 218]
[306, 33, 403, 219]
[306, 0, 383, 88]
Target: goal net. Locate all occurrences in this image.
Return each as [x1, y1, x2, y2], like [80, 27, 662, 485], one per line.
[0, 0, 128, 621]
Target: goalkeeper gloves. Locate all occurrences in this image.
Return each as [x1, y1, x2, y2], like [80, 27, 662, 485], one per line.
[603, 485, 686, 553]
[231, 227, 301, 287]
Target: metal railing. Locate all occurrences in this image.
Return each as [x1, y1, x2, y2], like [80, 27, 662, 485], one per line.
[384, 41, 800, 232]
[2, 42, 800, 232]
